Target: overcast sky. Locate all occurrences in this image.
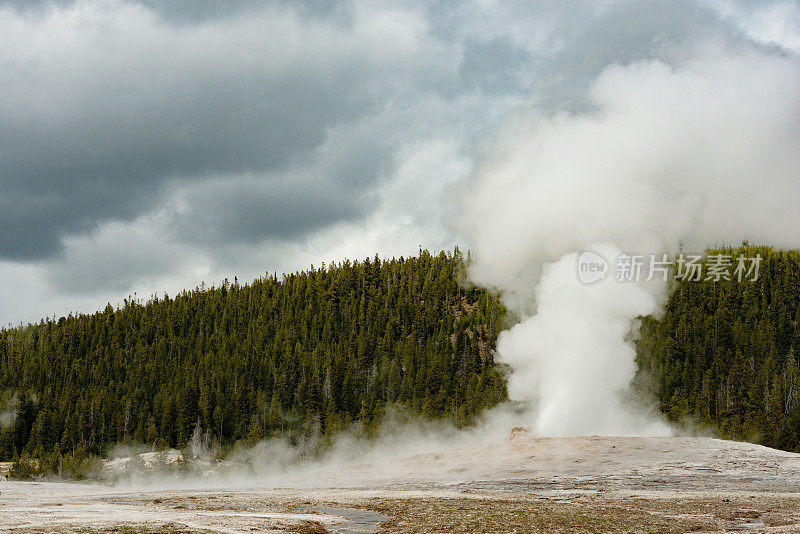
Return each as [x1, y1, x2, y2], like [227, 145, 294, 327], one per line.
[0, 0, 797, 325]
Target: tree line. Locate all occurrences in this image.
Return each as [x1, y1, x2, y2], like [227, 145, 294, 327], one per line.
[2, 244, 799, 479]
[0, 248, 507, 476]
[637, 246, 800, 451]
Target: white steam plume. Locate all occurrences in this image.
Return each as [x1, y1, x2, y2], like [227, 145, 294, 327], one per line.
[456, 43, 800, 436]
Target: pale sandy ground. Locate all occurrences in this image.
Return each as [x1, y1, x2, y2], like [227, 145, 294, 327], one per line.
[2, 434, 800, 533]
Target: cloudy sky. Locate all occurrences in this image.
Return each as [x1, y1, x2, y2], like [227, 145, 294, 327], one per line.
[0, 0, 798, 325]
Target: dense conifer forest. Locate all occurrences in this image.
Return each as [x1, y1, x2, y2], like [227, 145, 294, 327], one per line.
[638, 246, 800, 451]
[2, 245, 799, 479]
[0, 249, 507, 475]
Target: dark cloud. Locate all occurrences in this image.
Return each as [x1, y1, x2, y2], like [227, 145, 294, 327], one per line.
[173, 175, 374, 246]
[0, 0, 794, 316]
[432, 0, 750, 110]
[0, 0, 448, 259]
[0, 0, 351, 22]
[0, 62, 372, 258]
[538, 0, 726, 104]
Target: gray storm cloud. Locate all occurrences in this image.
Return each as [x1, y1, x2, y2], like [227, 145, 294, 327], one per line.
[456, 44, 800, 435]
[0, 0, 454, 259]
[1, 0, 798, 327]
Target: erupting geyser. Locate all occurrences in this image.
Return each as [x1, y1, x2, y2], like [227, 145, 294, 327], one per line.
[456, 46, 800, 436]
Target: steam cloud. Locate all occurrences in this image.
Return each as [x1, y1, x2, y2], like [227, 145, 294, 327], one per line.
[456, 43, 800, 436]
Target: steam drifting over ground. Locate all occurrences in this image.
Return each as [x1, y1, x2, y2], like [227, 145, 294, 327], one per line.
[5, 434, 800, 532]
[99, 406, 522, 490]
[455, 43, 800, 436]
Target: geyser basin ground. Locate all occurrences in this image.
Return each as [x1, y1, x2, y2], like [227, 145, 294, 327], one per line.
[2, 435, 800, 533]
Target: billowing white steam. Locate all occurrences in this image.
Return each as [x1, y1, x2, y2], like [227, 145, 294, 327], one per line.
[496, 245, 669, 435]
[457, 45, 800, 436]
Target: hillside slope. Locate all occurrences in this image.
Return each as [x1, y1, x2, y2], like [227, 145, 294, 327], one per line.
[2, 245, 800, 478]
[0, 249, 507, 472]
[638, 246, 800, 451]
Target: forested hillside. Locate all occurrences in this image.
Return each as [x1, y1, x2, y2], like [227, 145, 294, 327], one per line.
[2, 245, 800, 479]
[638, 246, 800, 451]
[0, 249, 507, 471]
